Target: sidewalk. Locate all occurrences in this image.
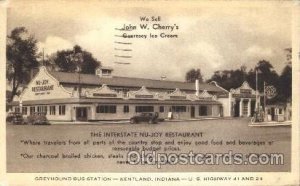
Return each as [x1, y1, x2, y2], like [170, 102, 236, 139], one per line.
[249, 120, 292, 127]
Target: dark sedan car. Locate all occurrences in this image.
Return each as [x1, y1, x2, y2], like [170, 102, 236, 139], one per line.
[130, 112, 159, 124]
[6, 112, 24, 124]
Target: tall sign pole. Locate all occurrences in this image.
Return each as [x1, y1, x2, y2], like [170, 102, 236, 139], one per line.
[255, 69, 258, 111]
[264, 81, 266, 120]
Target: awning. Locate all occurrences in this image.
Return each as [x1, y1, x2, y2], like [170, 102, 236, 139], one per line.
[10, 97, 222, 106]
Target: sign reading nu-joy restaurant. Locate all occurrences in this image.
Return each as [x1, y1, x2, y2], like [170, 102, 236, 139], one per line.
[31, 79, 54, 95]
[16, 67, 73, 102]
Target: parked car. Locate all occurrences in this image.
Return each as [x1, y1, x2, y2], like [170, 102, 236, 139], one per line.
[6, 112, 24, 124]
[130, 112, 159, 124]
[26, 112, 50, 125]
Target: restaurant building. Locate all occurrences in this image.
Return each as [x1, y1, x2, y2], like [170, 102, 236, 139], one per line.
[10, 66, 259, 122]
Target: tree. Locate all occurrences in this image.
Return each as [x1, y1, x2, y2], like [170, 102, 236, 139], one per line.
[6, 27, 39, 102]
[284, 48, 292, 64]
[49, 45, 101, 74]
[185, 68, 203, 83]
[278, 64, 292, 102]
[207, 66, 247, 90]
[246, 60, 279, 93]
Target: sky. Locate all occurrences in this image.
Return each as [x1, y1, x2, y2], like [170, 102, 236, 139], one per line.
[7, 0, 292, 81]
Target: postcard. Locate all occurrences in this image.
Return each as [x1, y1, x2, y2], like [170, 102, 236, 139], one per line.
[0, 0, 299, 185]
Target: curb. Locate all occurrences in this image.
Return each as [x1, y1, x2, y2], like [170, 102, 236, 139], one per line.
[249, 121, 292, 127]
[164, 117, 233, 123]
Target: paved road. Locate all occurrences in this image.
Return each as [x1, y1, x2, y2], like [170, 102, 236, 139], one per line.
[6, 118, 291, 172]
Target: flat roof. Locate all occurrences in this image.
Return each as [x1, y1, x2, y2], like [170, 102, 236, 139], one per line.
[49, 71, 227, 93]
[100, 66, 113, 70]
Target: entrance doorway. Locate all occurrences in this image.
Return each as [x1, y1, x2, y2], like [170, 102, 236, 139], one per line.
[271, 107, 275, 121]
[250, 101, 256, 116]
[76, 107, 88, 121]
[191, 106, 195, 118]
[234, 101, 240, 117]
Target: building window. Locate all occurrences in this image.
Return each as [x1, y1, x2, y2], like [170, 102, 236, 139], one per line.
[199, 106, 208, 116]
[15, 107, 20, 113]
[59, 105, 66, 115]
[37, 106, 41, 113]
[135, 106, 154, 113]
[96, 105, 116, 113]
[159, 106, 164, 113]
[50, 106, 56, 115]
[30, 106, 35, 114]
[123, 105, 129, 113]
[102, 69, 111, 75]
[171, 106, 186, 112]
[22, 107, 27, 115]
[37, 105, 47, 114]
[43, 106, 47, 114]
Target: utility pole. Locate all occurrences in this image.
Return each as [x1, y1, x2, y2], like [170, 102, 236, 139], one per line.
[78, 66, 81, 98]
[42, 48, 45, 66]
[74, 51, 83, 98]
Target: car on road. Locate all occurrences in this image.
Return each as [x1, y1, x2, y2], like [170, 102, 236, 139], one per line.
[26, 112, 50, 125]
[6, 112, 24, 125]
[130, 112, 159, 124]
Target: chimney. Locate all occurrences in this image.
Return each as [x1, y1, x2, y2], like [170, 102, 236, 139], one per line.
[95, 67, 102, 76]
[195, 79, 199, 96]
[30, 67, 39, 79]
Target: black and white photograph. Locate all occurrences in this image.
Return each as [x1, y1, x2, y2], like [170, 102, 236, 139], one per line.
[1, 0, 299, 185]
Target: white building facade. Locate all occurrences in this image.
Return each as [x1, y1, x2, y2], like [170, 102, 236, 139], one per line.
[10, 66, 259, 122]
